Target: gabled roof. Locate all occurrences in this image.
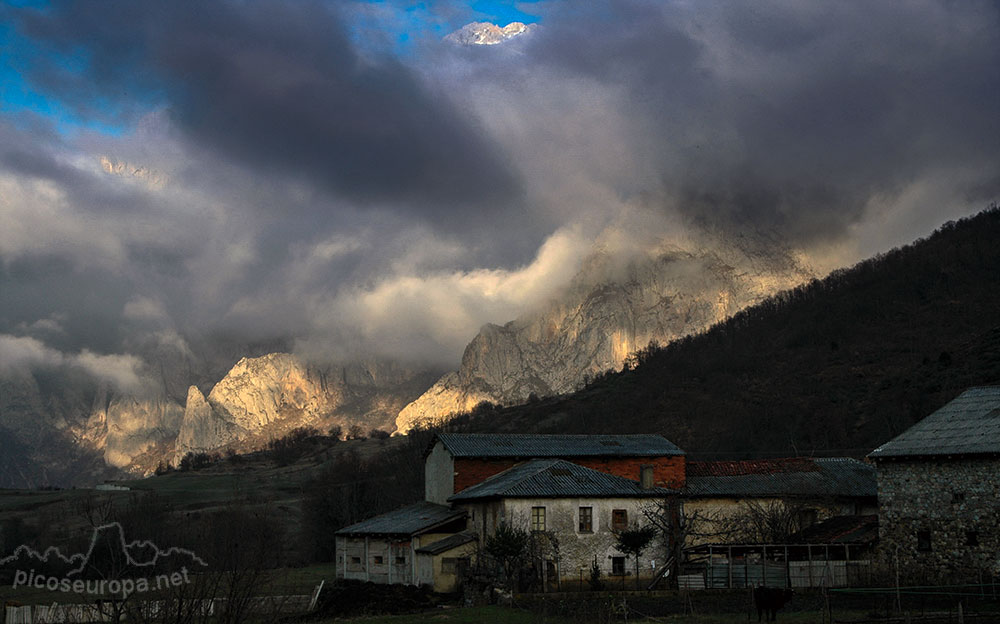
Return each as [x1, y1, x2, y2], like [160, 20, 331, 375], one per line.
[684, 457, 875, 498]
[448, 459, 676, 501]
[415, 533, 477, 555]
[432, 433, 684, 458]
[790, 515, 879, 545]
[335, 502, 466, 537]
[869, 386, 1000, 459]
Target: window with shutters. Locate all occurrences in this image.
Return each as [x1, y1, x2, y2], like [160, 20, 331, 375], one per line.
[612, 509, 628, 531]
[531, 506, 546, 531]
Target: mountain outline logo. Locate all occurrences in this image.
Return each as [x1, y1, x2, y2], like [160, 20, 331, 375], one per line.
[1, 522, 208, 577]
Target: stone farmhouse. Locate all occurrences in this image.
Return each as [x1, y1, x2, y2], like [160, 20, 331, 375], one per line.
[335, 433, 878, 590]
[449, 458, 676, 585]
[337, 433, 684, 588]
[869, 386, 1000, 581]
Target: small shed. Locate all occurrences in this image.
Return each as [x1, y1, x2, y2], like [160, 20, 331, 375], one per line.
[334, 502, 468, 587]
[414, 532, 478, 592]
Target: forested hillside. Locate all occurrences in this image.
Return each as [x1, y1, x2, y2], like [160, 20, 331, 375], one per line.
[448, 205, 1000, 458]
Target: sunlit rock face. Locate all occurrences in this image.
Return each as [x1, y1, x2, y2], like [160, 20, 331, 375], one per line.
[396, 241, 812, 433]
[101, 396, 184, 468]
[173, 385, 237, 460]
[171, 353, 442, 463]
[444, 21, 535, 45]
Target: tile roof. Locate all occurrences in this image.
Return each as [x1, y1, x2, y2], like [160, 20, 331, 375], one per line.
[869, 386, 1000, 458]
[790, 515, 879, 545]
[335, 502, 467, 537]
[448, 459, 676, 501]
[433, 433, 684, 458]
[415, 532, 477, 555]
[684, 458, 876, 498]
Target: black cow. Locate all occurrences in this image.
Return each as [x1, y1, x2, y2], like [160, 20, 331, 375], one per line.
[753, 586, 794, 622]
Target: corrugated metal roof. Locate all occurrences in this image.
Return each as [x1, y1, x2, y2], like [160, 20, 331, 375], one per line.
[434, 433, 684, 458]
[449, 459, 676, 501]
[335, 502, 467, 536]
[684, 458, 875, 498]
[687, 458, 820, 477]
[869, 386, 1000, 458]
[415, 532, 477, 555]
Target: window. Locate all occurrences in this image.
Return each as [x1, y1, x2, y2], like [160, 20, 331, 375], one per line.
[395, 556, 406, 565]
[966, 531, 979, 547]
[611, 556, 626, 576]
[917, 530, 932, 552]
[373, 555, 384, 565]
[797, 508, 818, 528]
[531, 506, 546, 532]
[350, 556, 361, 564]
[612, 509, 628, 531]
[579, 507, 593, 533]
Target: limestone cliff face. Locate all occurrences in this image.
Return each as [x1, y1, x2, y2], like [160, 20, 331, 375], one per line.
[174, 386, 239, 458]
[102, 396, 184, 468]
[396, 243, 812, 432]
[80, 389, 184, 470]
[172, 353, 442, 462]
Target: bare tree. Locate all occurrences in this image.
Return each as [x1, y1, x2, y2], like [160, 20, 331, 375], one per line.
[716, 500, 807, 544]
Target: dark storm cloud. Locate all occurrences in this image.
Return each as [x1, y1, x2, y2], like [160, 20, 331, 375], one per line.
[497, 0, 1000, 243]
[13, 0, 522, 215]
[3, 0, 998, 380]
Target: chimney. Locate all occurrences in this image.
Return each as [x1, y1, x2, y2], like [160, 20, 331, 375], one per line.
[639, 465, 654, 489]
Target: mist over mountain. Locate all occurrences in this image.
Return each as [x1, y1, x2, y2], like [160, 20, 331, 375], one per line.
[450, 207, 1000, 458]
[397, 230, 812, 432]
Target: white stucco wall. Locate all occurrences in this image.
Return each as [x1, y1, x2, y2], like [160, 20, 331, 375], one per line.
[459, 497, 666, 582]
[335, 536, 416, 585]
[424, 441, 455, 504]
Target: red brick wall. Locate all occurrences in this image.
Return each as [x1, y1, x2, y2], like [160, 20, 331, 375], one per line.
[454, 458, 520, 493]
[572, 456, 686, 489]
[452, 455, 686, 494]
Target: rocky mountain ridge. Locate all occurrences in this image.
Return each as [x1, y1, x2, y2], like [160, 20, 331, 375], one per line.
[0, 233, 811, 486]
[444, 21, 535, 45]
[395, 240, 813, 432]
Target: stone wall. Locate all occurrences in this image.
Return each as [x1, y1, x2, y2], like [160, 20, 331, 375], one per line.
[876, 457, 1000, 580]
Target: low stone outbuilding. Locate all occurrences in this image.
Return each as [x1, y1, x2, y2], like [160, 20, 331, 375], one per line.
[869, 386, 1000, 580]
[334, 502, 470, 589]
